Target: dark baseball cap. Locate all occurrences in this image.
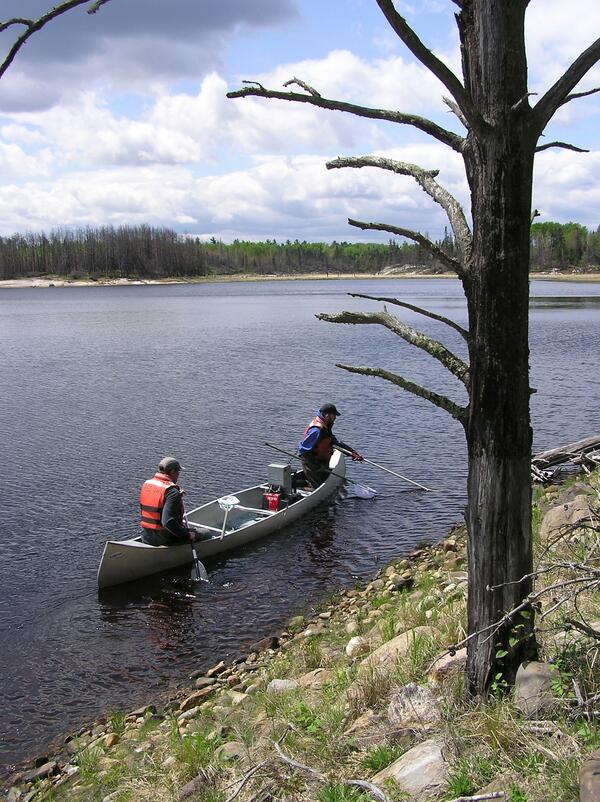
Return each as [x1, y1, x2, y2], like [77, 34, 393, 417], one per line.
[158, 456, 183, 472]
[320, 403, 341, 416]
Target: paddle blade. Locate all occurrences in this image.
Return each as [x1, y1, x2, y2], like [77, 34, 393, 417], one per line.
[191, 548, 209, 583]
[345, 482, 377, 499]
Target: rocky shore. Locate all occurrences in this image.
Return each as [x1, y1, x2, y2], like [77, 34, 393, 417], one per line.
[3, 470, 600, 802]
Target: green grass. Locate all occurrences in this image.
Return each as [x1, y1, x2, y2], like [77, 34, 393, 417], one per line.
[360, 744, 405, 772]
[316, 784, 372, 801]
[108, 710, 127, 735]
[74, 745, 103, 782]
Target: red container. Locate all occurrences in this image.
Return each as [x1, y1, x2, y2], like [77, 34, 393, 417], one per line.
[264, 492, 280, 511]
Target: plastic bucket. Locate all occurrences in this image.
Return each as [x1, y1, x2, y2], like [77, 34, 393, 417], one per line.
[264, 492, 280, 511]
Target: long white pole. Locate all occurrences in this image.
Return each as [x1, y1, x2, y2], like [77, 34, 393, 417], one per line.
[335, 447, 437, 492]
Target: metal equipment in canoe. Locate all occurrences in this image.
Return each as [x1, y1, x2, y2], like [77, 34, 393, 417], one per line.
[97, 452, 346, 589]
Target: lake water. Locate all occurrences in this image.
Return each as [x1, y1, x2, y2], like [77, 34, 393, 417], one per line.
[0, 277, 599, 776]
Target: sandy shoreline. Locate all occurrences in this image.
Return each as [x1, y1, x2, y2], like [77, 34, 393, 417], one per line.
[0, 271, 599, 289]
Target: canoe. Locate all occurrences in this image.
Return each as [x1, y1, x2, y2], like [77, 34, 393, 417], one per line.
[97, 452, 345, 589]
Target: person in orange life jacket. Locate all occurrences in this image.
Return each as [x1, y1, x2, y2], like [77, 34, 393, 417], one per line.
[297, 403, 363, 489]
[139, 456, 195, 546]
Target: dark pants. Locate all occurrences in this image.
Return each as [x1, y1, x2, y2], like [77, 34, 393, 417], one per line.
[141, 528, 181, 546]
[300, 455, 330, 489]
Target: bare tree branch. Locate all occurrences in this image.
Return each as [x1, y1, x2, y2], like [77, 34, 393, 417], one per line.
[564, 618, 600, 642]
[375, 0, 484, 135]
[328, 155, 472, 261]
[334, 362, 467, 423]
[0, 0, 112, 80]
[535, 141, 589, 154]
[511, 92, 538, 114]
[345, 779, 389, 802]
[242, 79, 266, 91]
[226, 85, 465, 152]
[532, 37, 600, 133]
[0, 19, 33, 32]
[274, 742, 326, 782]
[347, 218, 464, 275]
[348, 292, 469, 340]
[317, 308, 470, 386]
[560, 86, 600, 106]
[87, 0, 111, 12]
[443, 95, 468, 128]
[224, 761, 269, 802]
[283, 77, 321, 97]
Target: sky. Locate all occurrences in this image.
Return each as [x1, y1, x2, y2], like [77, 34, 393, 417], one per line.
[0, 0, 598, 243]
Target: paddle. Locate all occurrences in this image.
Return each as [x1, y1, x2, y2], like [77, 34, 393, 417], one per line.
[264, 442, 377, 498]
[334, 446, 438, 492]
[184, 513, 209, 582]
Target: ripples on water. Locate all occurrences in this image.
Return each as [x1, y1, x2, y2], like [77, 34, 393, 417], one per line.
[0, 278, 599, 774]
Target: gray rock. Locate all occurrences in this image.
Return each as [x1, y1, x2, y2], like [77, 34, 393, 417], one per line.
[514, 661, 558, 718]
[428, 649, 467, 685]
[540, 495, 592, 539]
[206, 660, 227, 678]
[228, 690, 248, 706]
[343, 709, 388, 748]
[371, 738, 448, 799]
[128, 703, 157, 719]
[267, 678, 299, 693]
[387, 683, 442, 731]
[216, 741, 247, 762]
[249, 635, 279, 652]
[360, 626, 431, 672]
[297, 668, 332, 689]
[178, 774, 205, 800]
[22, 761, 58, 783]
[579, 748, 600, 802]
[346, 636, 367, 658]
[193, 676, 217, 690]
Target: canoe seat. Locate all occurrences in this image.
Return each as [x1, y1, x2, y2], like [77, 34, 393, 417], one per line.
[235, 505, 276, 516]
[189, 523, 223, 534]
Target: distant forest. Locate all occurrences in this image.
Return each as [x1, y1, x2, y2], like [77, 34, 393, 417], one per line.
[0, 221, 598, 281]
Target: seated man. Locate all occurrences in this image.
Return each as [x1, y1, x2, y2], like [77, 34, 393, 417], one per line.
[297, 403, 362, 489]
[139, 456, 195, 546]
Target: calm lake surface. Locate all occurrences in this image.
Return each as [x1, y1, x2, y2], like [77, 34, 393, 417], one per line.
[1, 277, 599, 775]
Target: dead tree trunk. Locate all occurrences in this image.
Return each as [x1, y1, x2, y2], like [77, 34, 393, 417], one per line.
[460, 2, 538, 689]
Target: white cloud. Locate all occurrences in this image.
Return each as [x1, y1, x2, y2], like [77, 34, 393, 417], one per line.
[533, 150, 600, 228]
[0, 2, 598, 241]
[0, 143, 470, 240]
[0, 0, 298, 112]
[526, 0, 600, 110]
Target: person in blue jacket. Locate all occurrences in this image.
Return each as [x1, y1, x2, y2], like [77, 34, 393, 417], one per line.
[297, 403, 363, 488]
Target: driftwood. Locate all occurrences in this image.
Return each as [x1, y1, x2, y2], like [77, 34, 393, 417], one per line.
[531, 434, 600, 483]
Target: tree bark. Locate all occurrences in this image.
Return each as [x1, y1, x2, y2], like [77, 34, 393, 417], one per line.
[459, 0, 537, 691]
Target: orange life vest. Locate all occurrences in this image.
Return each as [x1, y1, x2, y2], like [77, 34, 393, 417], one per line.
[139, 472, 183, 532]
[303, 416, 334, 462]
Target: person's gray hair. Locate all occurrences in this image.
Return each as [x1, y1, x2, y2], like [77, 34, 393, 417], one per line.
[158, 456, 182, 473]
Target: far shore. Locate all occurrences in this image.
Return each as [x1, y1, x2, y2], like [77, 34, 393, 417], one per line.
[1, 270, 599, 290]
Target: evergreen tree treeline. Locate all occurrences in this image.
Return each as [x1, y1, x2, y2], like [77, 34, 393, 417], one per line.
[0, 221, 598, 281]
